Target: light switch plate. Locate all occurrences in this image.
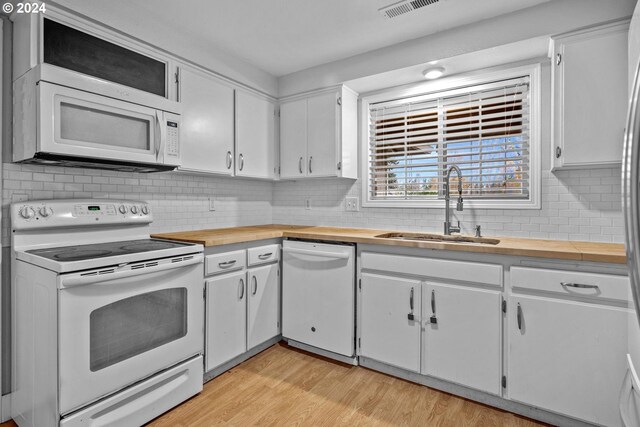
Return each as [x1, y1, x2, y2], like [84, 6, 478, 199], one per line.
[345, 197, 359, 212]
[208, 197, 215, 211]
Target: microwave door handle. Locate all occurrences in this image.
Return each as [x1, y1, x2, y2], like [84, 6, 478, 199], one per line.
[155, 111, 167, 163]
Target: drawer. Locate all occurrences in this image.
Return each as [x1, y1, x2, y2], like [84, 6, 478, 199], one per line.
[248, 244, 280, 266]
[360, 252, 502, 287]
[205, 250, 246, 276]
[511, 266, 629, 303]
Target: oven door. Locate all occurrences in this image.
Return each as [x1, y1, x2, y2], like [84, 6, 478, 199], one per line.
[57, 255, 204, 415]
[38, 81, 176, 166]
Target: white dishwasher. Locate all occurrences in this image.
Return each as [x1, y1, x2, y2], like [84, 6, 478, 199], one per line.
[282, 240, 356, 361]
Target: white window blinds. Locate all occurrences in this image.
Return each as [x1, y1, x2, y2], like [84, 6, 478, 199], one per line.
[368, 76, 530, 201]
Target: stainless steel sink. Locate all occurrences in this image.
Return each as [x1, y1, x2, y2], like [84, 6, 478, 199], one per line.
[375, 232, 500, 245]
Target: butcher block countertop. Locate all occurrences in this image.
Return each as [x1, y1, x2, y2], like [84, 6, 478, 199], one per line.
[151, 224, 627, 264]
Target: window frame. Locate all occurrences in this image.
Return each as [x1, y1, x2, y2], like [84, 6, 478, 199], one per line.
[360, 63, 541, 210]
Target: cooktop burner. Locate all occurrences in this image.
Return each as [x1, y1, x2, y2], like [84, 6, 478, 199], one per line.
[26, 239, 195, 263]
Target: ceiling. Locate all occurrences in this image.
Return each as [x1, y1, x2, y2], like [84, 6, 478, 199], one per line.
[58, 0, 552, 77]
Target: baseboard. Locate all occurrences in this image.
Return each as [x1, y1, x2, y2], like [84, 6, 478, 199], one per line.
[286, 339, 357, 365]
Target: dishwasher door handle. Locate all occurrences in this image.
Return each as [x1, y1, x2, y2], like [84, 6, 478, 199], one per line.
[285, 247, 351, 260]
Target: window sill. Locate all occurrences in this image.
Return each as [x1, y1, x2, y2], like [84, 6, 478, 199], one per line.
[361, 199, 540, 210]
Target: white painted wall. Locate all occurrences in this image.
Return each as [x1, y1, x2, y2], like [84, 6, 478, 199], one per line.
[278, 0, 636, 97]
[273, 62, 625, 243]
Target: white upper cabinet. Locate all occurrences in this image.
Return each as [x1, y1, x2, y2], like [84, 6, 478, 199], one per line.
[279, 85, 358, 179]
[550, 20, 629, 170]
[280, 98, 308, 178]
[178, 65, 235, 175]
[236, 90, 277, 179]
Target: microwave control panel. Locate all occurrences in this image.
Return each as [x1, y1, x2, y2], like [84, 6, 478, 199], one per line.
[166, 121, 179, 156]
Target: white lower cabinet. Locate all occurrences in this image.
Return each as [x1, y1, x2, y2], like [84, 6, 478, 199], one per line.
[508, 295, 627, 427]
[205, 244, 281, 372]
[247, 263, 280, 349]
[205, 270, 247, 371]
[360, 273, 422, 372]
[422, 282, 502, 395]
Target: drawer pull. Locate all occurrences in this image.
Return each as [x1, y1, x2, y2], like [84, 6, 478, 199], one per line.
[258, 252, 273, 260]
[218, 260, 237, 268]
[561, 282, 599, 290]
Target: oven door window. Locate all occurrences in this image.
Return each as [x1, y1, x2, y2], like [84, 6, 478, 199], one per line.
[89, 287, 187, 372]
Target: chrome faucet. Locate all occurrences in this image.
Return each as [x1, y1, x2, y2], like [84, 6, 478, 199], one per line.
[444, 165, 464, 235]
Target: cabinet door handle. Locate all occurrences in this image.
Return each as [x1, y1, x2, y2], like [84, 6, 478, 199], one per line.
[218, 260, 237, 268]
[258, 252, 273, 260]
[409, 287, 414, 310]
[430, 289, 438, 324]
[238, 153, 244, 171]
[516, 303, 523, 331]
[252, 275, 257, 295]
[309, 156, 313, 174]
[556, 53, 562, 66]
[226, 151, 232, 169]
[299, 157, 303, 174]
[431, 290, 436, 315]
[561, 282, 599, 290]
[239, 278, 245, 300]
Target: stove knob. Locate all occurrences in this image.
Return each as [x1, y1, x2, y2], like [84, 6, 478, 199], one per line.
[118, 205, 128, 214]
[39, 206, 53, 218]
[141, 205, 149, 215]
[19, 206, 35, 219]
[131, 206, 139, 214]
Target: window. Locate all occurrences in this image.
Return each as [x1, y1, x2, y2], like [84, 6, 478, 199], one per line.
[362, 65, 540, 209]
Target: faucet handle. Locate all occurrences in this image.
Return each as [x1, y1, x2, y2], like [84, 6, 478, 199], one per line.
[475, 225, 482, 238]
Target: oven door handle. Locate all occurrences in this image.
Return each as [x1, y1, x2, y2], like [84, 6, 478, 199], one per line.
[59, 254, 203, 288]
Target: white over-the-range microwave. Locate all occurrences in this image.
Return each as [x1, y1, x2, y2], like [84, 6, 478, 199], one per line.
[13, 64, 181, 172]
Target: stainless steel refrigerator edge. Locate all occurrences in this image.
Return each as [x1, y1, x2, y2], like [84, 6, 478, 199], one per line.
[621, 2, 640, 425]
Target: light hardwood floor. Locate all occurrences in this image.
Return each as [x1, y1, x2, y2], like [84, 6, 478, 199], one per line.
[0, 343, 549, 427]
[147, 343, 548, 427]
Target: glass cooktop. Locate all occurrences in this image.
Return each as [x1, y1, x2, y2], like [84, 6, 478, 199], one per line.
[26, 239, 195, 262]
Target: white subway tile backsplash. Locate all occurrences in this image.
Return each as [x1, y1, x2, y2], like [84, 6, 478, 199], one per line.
[272, 167, 625, 244]
[1, 162, 625, 246]
[1, 163, 274, 247]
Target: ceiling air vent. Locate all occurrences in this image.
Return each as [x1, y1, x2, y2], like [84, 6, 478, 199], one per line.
[379, 0, 443, 19]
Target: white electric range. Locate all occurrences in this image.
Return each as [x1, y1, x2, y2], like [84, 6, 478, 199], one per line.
[11, 199, 204, 427]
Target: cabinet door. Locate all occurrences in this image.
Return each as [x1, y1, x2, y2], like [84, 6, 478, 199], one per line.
[205, 271, 247, 371]
[360, 273, 422, 372]
[247, 263, 280, 349]
[280, 98, 308, 178]
[236, 90, 276, 179]
[307, 91, 339, 177]
[508, 295, 627, 427]
[553, 25, 627, 168]
[423, 283, 501, 395]
[179, 66, 234, 175]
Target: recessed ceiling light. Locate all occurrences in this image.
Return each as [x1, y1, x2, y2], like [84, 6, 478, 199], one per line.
[423, 67, 445, 80]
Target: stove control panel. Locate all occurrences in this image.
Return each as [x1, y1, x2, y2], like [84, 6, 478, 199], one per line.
[11, 199, 153, 230]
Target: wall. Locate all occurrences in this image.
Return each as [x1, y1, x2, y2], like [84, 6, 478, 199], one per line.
[272, 61, 625, 244]
[1, 163, 274, 247]
[272, 168, 624, 243]
[278, 0, 636, 96]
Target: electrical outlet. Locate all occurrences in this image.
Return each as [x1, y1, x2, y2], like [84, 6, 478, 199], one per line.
[305, 199, 311, 210]
[345, 196, 359, 212]
[208, 197, 215, 211]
